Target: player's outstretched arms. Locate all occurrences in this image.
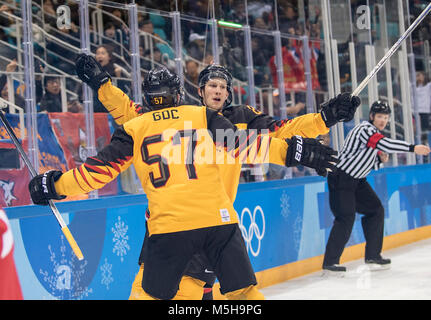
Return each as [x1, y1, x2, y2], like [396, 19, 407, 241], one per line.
[28, 127, 134, 205]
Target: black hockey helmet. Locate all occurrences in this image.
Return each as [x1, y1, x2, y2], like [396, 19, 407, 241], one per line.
[142, 66, 183, 109]
[370, 100, 391, 115]
[198, 64, 233, 107]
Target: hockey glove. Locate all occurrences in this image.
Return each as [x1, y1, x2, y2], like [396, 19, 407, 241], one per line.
[320, 93, 361, 127]
[285, 136, 339, 174]
[28, 170, 66, 206]
[75, 54, 111, 91]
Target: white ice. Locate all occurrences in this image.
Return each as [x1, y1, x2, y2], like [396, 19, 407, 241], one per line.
[262, 237, 431, 300]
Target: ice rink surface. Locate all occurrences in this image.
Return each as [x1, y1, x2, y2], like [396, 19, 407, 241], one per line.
[262, 238, 431, 300]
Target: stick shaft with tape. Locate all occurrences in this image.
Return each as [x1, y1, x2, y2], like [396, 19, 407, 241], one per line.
[0, 111, 84, 260]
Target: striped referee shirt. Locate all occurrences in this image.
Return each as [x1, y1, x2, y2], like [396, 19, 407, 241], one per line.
[337, 121, 414, 179]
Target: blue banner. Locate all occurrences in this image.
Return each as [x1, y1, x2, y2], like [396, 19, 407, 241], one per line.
[0, 114, 67, 206]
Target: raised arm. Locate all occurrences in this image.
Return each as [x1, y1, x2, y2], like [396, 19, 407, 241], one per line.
[75, 54, 149, 124]
[206, 108, 339, 175]
[226, 93, 360, 140]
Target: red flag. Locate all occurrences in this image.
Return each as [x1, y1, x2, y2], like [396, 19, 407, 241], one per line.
[0, 141, 31, 207]
[48, 113, 117, 196]
[0, 208, 23, 300]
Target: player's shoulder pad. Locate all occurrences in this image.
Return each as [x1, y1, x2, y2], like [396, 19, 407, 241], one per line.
[225, 104, 261, 114]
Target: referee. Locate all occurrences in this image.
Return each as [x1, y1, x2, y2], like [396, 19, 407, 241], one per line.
[322, 100, 430, 274]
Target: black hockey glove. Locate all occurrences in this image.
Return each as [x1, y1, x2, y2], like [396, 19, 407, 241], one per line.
[28, 170, 66, 206]
[75, 53, 111, 91]
[320, 93, 361, 127]
[285, 136, 339, 174]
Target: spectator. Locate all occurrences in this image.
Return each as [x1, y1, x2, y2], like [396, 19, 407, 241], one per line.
[186, 33, 206, 61]
[90, 45, 130, 112]
[39, 75, 63, 113]
[226, 1, 249, 25]
[309, 21, 322, 39]
[268, 41, 304, 93]
[247, 2, 273, 21]
[139, 19, 157, 51]
[139, 45, 152, 71]
[109, 8, 126, 28]
[271, 89, 305, 118]
[223, 45, 247, 81]
[140, 19, 174, 61]
[142, 48, 165, 68]
[251, 36, 271, 86]
[0, 59, 25, 112]
[41, 0, 57, 26]
[140, 19, 155, 35]
[183, 60, 200, 104]
[0, 3, 17, 48]
[105, 8, 129, 49]
[278, 3, 298, 33]
[95, 45, 124, 79]
[185, 60, 199, 85]
[148, 13, 168, 42]
[182, 2, 207, 44]
[155, 37, 175, 61]
[1, 59, 44, 110]
[269, 29, 320, 103]
[414, 70, 431, 144]
[102, 22, 119, 51]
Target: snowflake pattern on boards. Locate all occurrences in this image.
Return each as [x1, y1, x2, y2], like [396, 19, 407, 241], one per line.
[39, 235, 92, 300]
[280, 190, 302, 251]
[293, 214, 303, 252]
[280, 190, 290, 220]
[100, 258, 114, 290]
[112, 215, 130, 262]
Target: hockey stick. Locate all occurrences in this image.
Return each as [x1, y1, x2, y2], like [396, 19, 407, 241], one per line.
[0, 110, 84, 261]
[352, 2, 431, 96]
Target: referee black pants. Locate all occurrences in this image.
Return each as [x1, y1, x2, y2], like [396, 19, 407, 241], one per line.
[323, 170, 385, 266]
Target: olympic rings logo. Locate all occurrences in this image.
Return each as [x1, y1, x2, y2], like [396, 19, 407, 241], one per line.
[239, 206, 265, 257]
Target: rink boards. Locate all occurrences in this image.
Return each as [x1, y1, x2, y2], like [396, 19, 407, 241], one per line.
[4, 163, 431, 299]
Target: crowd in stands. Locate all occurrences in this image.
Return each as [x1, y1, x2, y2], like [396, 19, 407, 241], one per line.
[0, 0, 430, 178]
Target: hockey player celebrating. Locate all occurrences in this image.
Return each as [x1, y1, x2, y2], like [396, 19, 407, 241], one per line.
[73, 54, 360, 299]
[322, 100, 430, 274]
[29, 65, 338, 300]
